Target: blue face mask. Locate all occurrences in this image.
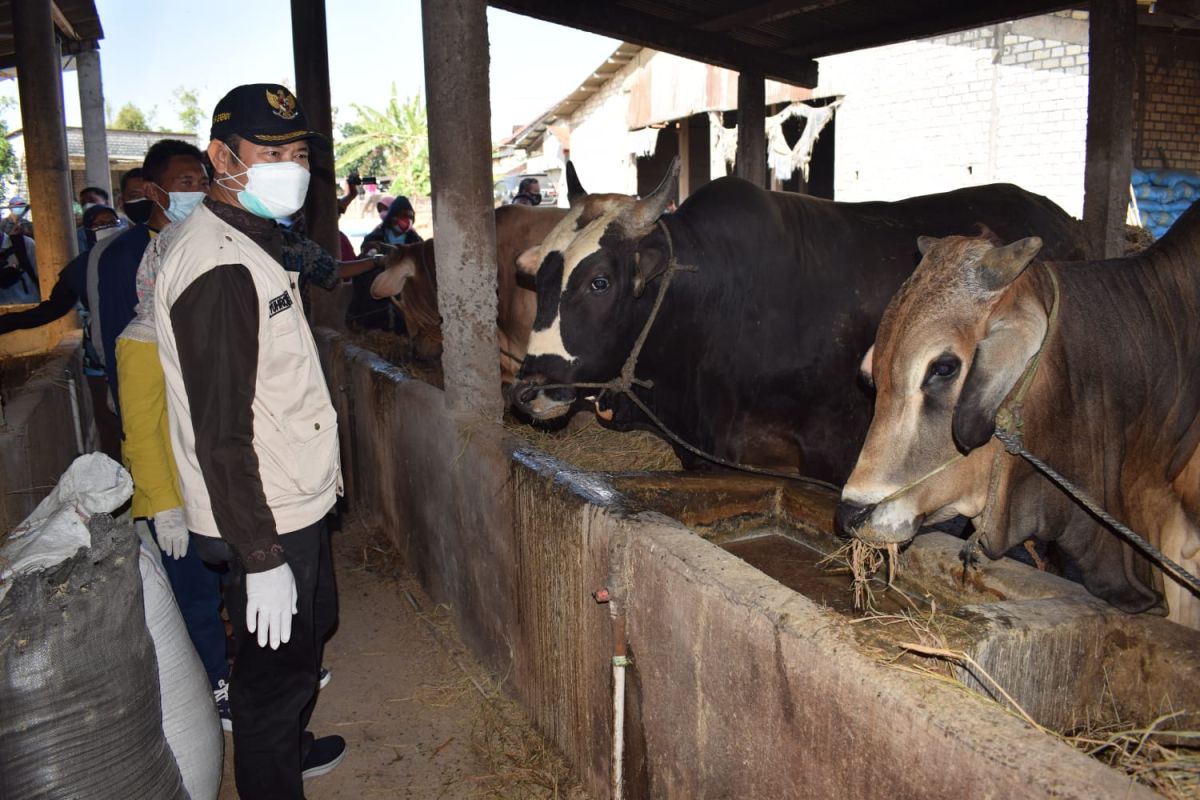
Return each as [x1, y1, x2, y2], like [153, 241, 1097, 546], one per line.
[164, 191, 206, 224]
[151, 183, 206, 224]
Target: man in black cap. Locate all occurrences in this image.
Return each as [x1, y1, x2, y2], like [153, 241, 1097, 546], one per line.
[153, 83, 345, 797]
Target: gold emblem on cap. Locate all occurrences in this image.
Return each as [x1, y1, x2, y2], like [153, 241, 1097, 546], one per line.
[266, 89, 298, 120]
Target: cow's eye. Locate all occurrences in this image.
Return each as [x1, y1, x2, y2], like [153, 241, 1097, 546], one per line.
[590, 276, 611, 293]
[923, 355, 961, 386]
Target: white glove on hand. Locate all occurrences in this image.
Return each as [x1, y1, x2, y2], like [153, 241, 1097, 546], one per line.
[154, 507, 190, 560]
[245, 562, 298, 650]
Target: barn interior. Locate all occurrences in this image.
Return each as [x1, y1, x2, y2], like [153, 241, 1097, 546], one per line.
[1, 1, 1199, 798]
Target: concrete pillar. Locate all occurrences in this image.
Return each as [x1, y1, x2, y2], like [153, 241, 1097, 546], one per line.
[1082, 0, 1136, 259]
[421, 0, 502, 418]
[76, 43, 111, 202]
[735, 68, 767, 187]
[12, 0, 77, 304]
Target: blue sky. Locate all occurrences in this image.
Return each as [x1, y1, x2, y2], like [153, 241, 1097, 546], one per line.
[0, 0, 618, 142]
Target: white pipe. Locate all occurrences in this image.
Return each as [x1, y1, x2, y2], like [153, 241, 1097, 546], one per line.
[64, 369, 84, 454]
[611, 654, 628, 800]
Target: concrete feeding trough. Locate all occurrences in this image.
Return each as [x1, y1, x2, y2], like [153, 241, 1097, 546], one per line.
[610, 473, 1200, 736]
[317, 330, 1185, 799]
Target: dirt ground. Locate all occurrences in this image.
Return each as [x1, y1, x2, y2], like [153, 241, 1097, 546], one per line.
[216, 515, 588, 800]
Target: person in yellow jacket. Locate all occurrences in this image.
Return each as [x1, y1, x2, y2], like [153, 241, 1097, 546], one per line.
[117, 221, 234, 730]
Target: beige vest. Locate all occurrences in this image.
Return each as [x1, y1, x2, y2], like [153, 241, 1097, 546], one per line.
[154, 203, 341, 537]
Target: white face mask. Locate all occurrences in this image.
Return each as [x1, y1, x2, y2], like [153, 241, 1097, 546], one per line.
[217, 147, 311, 220]
[94, 224, 123, 243]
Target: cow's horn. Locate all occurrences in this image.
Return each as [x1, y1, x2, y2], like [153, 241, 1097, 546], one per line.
[627, 156, 680, 231]
[566, 161, 587, 207]
[977, 236, 1042, 292]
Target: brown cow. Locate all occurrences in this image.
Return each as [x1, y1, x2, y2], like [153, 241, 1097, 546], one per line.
[369, 203, 568, 383]
[837, 203, 1200, 629]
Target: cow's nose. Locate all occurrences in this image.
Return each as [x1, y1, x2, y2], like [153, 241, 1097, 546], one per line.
[834, 501, 877, 538]
[508, 380, 540, 410]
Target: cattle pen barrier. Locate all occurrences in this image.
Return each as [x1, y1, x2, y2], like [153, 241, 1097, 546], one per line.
[317, 328, 1185, 799]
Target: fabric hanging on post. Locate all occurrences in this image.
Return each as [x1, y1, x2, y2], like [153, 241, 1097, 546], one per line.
[709, 111, 738, 168]
[765, 100, 842, 183]
[627, 127, 662, 158]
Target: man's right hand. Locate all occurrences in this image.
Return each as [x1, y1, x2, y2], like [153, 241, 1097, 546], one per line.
[154, 506, 190, 560]
[245, 562, 298, 649]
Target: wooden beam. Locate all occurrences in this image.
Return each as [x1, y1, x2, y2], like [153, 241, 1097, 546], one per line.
[291, 0, 338, 257]
[696, 0, 851, 34]
[1082, 0, 1137, 260]
[735, 68, 767, 187]
[780, 0, 1078, 58]
[12, 0, 77, 321]
[490, 0, 818, 87]
[423, 0, 502, 417]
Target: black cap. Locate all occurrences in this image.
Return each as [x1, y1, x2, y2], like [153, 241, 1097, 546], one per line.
[209, 83, 326, 146]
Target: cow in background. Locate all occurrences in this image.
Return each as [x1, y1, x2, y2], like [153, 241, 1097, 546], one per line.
[369, 203, 568, 384]
[510, 161, 1088, 483]
[837, 203, 1200, 628]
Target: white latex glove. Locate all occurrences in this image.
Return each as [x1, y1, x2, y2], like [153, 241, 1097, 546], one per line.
[154, 507, 189, 560]
[245, 562, 298, 649]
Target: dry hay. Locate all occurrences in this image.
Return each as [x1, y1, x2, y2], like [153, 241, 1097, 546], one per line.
[864, 604, 1200, 799]
[460, 690, 589, 800]
[818, 538, 901, 611]
[1125, 224, 1157, 255]
[506, 413, 681, 473]
[347, 328, 444, 388]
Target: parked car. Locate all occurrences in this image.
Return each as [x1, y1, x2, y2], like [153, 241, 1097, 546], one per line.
[493, 173, 558, 206]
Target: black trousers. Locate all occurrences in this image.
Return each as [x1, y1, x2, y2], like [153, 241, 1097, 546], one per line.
[194, 518, 338, 800]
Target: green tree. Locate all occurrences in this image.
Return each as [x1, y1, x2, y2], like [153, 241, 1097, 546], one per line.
[113, 101, 151, 131]
[0, 98, 20, 194]
[335, 86, 430, 196]
[172, 86, 204, 133]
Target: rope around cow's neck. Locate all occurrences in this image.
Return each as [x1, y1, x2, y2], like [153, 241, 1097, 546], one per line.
[535, 217, 841, 493]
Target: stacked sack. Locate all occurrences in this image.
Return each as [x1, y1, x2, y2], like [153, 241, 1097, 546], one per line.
[1133, 168, 1200, 241]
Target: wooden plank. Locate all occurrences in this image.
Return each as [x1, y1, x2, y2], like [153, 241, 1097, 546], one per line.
[779, 0, 1079, 57]
[1082, 0, 1137, 260]
[490, 0, 819, 87]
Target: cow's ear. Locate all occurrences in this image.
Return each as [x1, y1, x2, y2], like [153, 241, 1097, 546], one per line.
[516, 246, 542, 278]
[631, 245, 668, 298]
[917, 236, 939, 256]
[977, 236, 1041, 293]
[369, 258, 415, 300]
[952, 303, 1047, 453]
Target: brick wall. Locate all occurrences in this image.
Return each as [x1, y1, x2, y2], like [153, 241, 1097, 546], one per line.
[814, 13, 1091, 216]
[1135, 36, 1200, 171]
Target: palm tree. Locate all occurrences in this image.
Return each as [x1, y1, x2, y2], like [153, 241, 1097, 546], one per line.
[336, 85, 431, 196]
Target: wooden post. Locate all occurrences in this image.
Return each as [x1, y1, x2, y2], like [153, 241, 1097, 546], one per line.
[421, 0, 502, 418]
[290, 0, 338, 259]
[290, 0, 341, 328]
[735, 68, 767, 187]
[1082, 0, 1136, 259]
[677, 120, 692, 200]
[75, 43, 112, 202]
[11, 1, 76, 305]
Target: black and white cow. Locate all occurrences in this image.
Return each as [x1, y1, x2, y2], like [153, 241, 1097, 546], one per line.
[511, 163, 1087, 483]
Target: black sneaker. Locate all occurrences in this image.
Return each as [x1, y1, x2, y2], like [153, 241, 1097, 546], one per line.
[213, 679, 232, 732]
[301, 735, 346, 780]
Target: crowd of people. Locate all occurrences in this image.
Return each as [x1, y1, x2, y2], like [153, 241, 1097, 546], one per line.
[0, 83, 401, 797]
